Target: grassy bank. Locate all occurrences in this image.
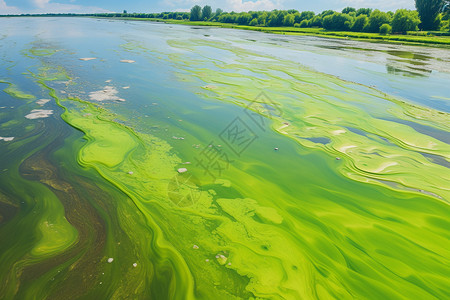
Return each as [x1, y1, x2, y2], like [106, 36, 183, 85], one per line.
[106, 17, 450, 47]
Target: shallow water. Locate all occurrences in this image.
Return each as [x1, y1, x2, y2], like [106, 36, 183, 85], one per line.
[0, 17, 449, 299]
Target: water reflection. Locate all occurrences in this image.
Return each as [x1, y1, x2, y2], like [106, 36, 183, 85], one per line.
[386, 64, 430, 77]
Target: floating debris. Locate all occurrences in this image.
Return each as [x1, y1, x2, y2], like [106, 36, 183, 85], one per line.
[336, 157, 341, 160]
[120, 59, 135, 63]
[105, 79, 112, 83]
[89, 86, 123, 102]
[128, 171, 134, 175]
[274, 147, 279, 151]
[332, 129, 346, 135]
[107, 258, 114, 263]
[182, 162, 191, 165]
[205, 259, 210, 262]
[132, 263, 137, 268]
[177, 168, 188, 173]
[193, 245, 199, 249]
[215, 254, 228, 265]
[172, 136, 185, 140]
[79, 57, 97, 61]
[0, 137, 14, 142]
[122, 86, 130, 89]
[25, 109, 53, 119]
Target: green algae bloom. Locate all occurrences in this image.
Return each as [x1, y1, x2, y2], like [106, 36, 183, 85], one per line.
[1, 81, 36, 100]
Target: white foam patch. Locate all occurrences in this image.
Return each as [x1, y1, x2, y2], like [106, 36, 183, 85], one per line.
[89, 86, 125, 102]
[37, 99, 50, 106]
[0, 137, 14, 142]
[25, 109, 53, 119]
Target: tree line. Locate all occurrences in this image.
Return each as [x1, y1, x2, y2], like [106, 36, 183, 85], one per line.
[186, 1, 449, 34]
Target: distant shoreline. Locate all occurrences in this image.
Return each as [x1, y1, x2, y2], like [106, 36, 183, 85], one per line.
[118, 17, 450, 48]
[2, 15, 450, 47]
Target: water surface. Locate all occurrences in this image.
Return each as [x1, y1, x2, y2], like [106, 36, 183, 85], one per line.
[0, 17, 449, 299]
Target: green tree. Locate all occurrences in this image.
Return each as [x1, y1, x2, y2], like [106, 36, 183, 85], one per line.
[323, 12, 353, 30]
[300, 11, 315, 21]
[268, 10, 287, 26]
[342, 7, 356, 14]
[415, 0, 444, 29]
[249, 18, 258, 26]
[379, 23, 392, 34]
[352, 14, 368, 32]
[190, 5, 202, 21]
[202, 5, 212, 20]
[321, 10, 335, 17]
[215, 8, 223, 16]
[219, 13, 236, 23]
[237, 13, 252, 25]
[283, 14, 295, 26]
[392, 9, 420, 33]
[257, 12, 268, 26]
[310, 15, 323, 27]
[356, 8, 372, 16]
[366, 9, 392, 32]
[299, 19, 310, 27]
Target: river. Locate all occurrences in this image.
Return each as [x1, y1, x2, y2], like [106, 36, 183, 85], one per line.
[0, 17, 449, 299]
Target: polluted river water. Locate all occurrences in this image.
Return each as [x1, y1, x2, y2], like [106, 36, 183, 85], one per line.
[0, 17, 449, 299]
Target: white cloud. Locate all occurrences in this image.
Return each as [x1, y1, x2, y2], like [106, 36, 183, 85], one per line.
[0, 0, 21, 14]
[1, 0, 109, 14]
[174, 8, 190, 12]
[34, 0, 50, 9]
[36, 3, 110, 13]
[340, 0, 415, 10]
[227, 0, 281, 12]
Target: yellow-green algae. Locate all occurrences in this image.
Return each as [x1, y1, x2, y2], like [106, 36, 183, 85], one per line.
[1, 37, 450, 300]
[0, 80, 36, 100]
[39, 53, 450, 299]
[166, 38, 450, 202]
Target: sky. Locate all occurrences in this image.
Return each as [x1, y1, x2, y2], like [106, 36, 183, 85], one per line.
[0, 0, 416, 15]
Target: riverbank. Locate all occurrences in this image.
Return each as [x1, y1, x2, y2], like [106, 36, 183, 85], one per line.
[105, 17, 450, 47]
